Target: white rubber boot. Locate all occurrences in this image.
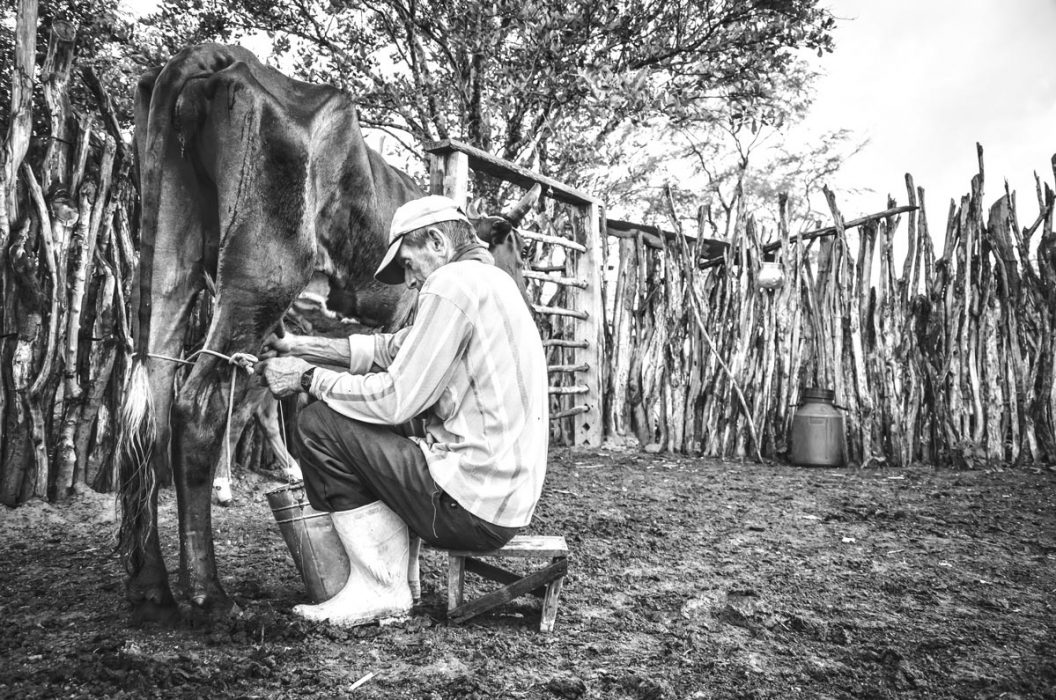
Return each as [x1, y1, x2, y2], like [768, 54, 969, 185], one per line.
[292, 501, 413, 627]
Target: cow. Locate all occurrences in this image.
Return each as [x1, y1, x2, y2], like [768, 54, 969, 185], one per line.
[119, 43, 538, 622]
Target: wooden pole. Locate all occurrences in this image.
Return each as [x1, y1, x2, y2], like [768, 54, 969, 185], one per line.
[0, 0, 39, 498]
[824, 187, 870, 466]
[429, 150, 470, 207]
[1, 0, 38, 232]
[23, 165, 60, 499]
[40, 20, 77, 194]
[56, 137, 117, 498]
[568, 202, 604, 447]
[606, 236, 637, 438]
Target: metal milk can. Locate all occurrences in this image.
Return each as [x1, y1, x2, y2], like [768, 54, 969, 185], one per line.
[788, 387, 847, 467]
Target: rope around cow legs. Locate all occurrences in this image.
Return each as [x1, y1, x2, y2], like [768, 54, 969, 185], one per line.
[137, 349, 294, 500]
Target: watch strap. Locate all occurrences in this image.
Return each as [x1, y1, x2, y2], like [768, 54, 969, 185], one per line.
[300, 367, 316, 393]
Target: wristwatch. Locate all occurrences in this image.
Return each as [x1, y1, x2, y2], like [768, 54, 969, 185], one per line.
[299, 367, 316, 393]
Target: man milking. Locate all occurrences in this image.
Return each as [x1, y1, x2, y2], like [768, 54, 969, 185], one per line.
[256, 195, 549, 627]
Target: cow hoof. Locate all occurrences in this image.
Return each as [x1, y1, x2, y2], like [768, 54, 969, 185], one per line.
[128, 583, 179, 625]
[189, 591, 242, 617]
[130, 598, 181, 626]
[183, 595, 243, 628]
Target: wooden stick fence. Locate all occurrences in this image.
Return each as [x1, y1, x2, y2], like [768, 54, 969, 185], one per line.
[1, 22, 137, 504]
[605, 148, 1056, 466]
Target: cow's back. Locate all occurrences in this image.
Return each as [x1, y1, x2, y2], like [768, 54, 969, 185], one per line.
[135, 43, 419, 331]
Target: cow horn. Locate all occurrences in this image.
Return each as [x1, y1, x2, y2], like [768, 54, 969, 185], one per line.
[502, 183, 544, 225]
[466, 198, 486, 220]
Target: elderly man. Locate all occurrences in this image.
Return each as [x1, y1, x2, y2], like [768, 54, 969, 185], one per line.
[257, 195, 549, 627]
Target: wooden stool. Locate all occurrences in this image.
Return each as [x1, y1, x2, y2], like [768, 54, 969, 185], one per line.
[430, 535, 568, 632]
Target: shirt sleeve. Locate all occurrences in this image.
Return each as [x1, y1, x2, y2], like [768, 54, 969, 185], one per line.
[312, 292, 471, 425]
[346, 327, 412, 373]
[372, 327, 412, 368]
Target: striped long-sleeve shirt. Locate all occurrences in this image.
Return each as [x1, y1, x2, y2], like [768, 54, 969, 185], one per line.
[308, 260, 549, 528]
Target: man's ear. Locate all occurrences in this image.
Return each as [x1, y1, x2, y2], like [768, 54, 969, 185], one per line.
[427, 227, 448, 252]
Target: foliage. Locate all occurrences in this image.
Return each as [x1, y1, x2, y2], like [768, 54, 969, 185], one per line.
[1, 0, 847, 234]
[139, 0, 837, 187]
[0, 0, 143, 152]
[580, 59, 864, 238]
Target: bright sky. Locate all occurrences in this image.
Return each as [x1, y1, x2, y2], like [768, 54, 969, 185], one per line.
[808, 0, 1056, 219]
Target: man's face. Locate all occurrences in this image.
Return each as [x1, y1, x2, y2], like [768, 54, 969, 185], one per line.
[397, 228, 450, 290]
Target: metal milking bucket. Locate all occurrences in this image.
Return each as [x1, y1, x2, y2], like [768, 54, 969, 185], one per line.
[265, 481, 350, 602]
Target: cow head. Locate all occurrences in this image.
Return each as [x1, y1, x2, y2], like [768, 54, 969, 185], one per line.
[468, 183, 543, 310]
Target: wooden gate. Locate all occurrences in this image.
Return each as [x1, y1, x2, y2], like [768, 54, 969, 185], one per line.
[425, 140, 605, 447]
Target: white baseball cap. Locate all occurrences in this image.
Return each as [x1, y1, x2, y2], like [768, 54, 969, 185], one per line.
[374, 195, 471, 285]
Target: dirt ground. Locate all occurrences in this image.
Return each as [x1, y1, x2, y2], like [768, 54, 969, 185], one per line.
[1, 448, 1054, 699]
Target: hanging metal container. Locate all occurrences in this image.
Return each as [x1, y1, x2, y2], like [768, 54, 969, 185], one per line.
[757, 260, 785, 290]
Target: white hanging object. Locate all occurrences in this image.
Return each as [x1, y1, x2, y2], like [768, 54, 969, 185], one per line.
[757, 260, 785, 290]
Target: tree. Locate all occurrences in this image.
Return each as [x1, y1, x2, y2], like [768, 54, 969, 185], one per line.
[1, 0, 143, 145]
[577, 58, 864, 239]
[139, 0, 836, 189]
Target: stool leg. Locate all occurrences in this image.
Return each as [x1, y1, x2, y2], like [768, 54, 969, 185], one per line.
[408, 534, 421, 604]
[540, 559, 566, 633]
[447, 554, 466, 614]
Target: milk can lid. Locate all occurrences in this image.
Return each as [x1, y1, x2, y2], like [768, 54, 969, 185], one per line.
[801, 387, 835, 402]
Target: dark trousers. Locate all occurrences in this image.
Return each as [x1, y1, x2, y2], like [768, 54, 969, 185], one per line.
[297, 401, 518, 552]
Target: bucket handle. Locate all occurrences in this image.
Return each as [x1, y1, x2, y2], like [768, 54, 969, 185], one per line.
[273, 511, 335, 526]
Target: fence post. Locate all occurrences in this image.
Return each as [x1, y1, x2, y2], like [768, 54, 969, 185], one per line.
[428, 150, 470, 207]
[570, 202, 605, 446]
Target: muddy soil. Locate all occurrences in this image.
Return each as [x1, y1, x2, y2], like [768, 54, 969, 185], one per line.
[1, 449, 1054, 699]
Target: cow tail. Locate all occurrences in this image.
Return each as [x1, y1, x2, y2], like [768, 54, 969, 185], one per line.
[116, 358, 158, 574]
[116, 63, 166, 574]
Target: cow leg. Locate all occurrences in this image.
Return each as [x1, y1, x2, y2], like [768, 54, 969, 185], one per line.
[212, 388, 259, 505]
[255, 394, 301, 480]
[174, 276, 313, 613]
[122, 259, 204, 622]
[171, 351, 239, 613]
[212, 390, 300, 502]
[126, 477, 179, 625]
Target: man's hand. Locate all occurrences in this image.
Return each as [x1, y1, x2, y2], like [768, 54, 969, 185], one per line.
[256, 356, 312, 398]
[261, 332, 352, 367]
[261, 332, 301, 359]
